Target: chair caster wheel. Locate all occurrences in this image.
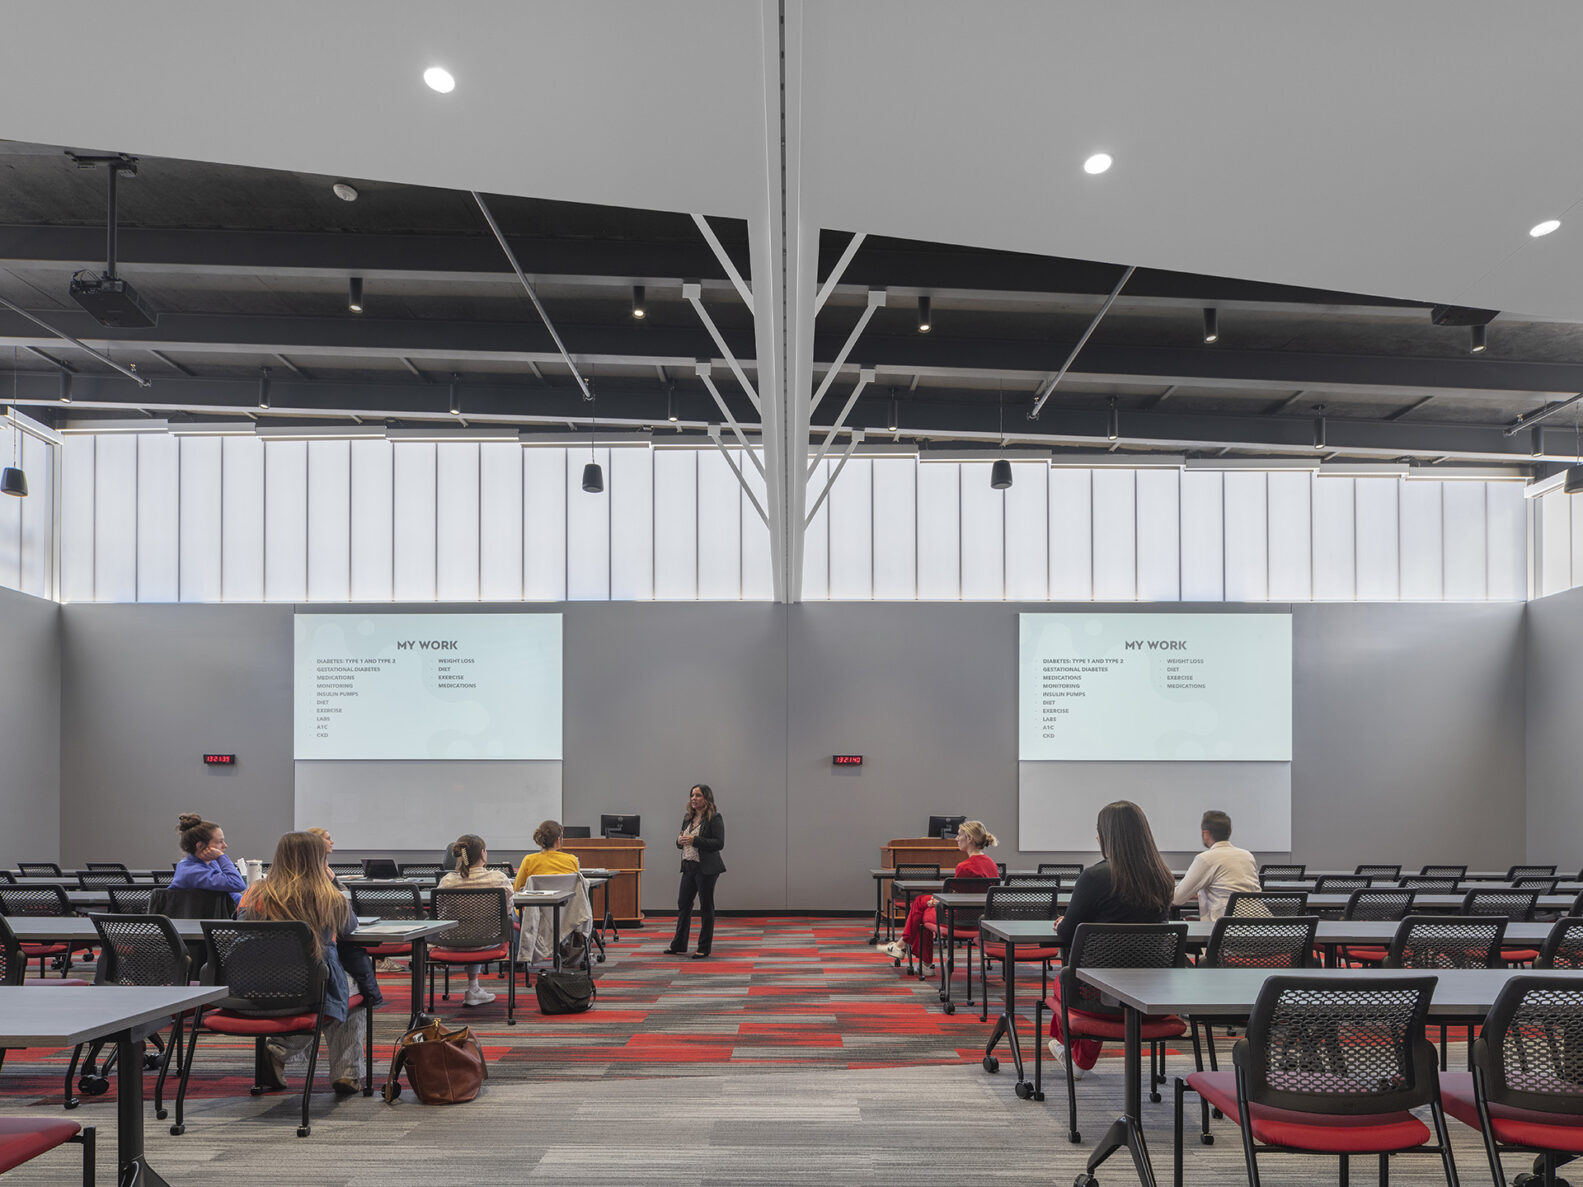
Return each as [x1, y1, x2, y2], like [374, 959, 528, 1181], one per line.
[81, 1076, 109, 1096]
[1075, 1174, 1098, 1186]
[296, 1126, 310, 1138]
[596, 954, 606, 963]
[156, 1108, 168, 1121]
[984, 1056, 1000, 1073]
[507, 1018, 517, 1026]
[1200, 1133, 1214, 1145]
[169, 1125, 185, 1137]
[943, 1002, 955, 1015]
[1033, 1091, 1045, 1101]
[1016, 1082, 1038, 1101]
[1068, 1130, 1082, 1144]
[892, 958, 901, 967]
[1149, 1090, 1162, 1103]
[64, 1097, 79, 1110]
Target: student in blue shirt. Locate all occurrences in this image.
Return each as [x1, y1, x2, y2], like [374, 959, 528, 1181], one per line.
[170, 813, 247, 905]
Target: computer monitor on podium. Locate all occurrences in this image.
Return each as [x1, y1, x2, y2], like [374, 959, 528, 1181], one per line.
[928, 814, 967, 840]
[600, 814, 641, 840]
[561, 825, 592, 839]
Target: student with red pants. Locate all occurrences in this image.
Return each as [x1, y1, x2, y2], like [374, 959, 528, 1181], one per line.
[1047, 800, 1174, 1078]
[884, 821, 998, 967]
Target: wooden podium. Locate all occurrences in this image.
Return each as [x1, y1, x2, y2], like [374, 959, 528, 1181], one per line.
[564, 838, 645, 927]
[882, 837, 960, 870]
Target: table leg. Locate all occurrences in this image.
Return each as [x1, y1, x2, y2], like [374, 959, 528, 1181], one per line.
[983, 937, 1039, 1100]
[551, 902, 563, 972]
[938, 900, 955, 1012]
[408, 938, 428, 1028]
[116, 1026, 173, 1187]
[1082, 1004, 1158, 1187]
[869, 876, 883, 944]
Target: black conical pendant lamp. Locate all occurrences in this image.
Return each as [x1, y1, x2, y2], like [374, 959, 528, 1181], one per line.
[989, 458, 1012, 490]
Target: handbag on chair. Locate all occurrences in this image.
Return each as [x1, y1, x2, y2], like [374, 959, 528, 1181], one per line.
[380, 1019, 487, 1105]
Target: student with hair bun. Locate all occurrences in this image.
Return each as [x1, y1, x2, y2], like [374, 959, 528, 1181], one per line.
[512, 819, 580, 891]
[436, 833, 514, 1007]
[170, 812, 247, 905]
[883, 819, 998, 968]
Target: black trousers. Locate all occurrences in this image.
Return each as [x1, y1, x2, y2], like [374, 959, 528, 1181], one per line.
[671, 861, 720, 954]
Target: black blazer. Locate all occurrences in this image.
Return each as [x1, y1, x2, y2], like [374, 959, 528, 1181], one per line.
[678, 811, 726, 877]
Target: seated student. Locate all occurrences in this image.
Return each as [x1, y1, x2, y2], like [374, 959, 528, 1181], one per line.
[513, 819, 581, 890]
[303, 825, 381, 1008]
[1170, 809, 1259, 923]
[1048, 800, 1175, 1079]
[171, 813, 247, 905]
[883, 820, 998, 967]
[240, 831, 368, 1095]
[437, 834, 514, 1007]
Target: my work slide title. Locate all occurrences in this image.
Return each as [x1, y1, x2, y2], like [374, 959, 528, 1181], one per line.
[396, 639, 459, 650]
[1124, 639, 1185, 650]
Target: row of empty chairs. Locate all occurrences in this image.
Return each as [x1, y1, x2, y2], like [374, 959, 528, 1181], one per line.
[1259, 861, 1577, 882]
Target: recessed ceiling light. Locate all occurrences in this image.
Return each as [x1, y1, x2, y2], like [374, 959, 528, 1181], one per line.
[1530, 219, 1561, 238]
[423, 66, 456, 94]
[331, 182, 358, 202]
[1083, 153, 1113, 175]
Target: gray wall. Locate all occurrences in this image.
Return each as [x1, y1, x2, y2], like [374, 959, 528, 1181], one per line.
[51, 599, 1528, 909]
[1525, 585, 1583, 868]
[0, 585, 59, 867]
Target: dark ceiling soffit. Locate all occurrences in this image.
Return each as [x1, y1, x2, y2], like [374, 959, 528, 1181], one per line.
[11, 371, 1539, 459]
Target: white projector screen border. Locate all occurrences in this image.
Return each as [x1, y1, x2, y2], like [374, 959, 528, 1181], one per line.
[1019, 761, 1292, 852]
[294, 760, 561, 851]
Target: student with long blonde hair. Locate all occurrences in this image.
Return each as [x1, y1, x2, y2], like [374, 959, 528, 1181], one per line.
[239, 832, 367, 1095]
[884, 820, 998, 967]
[437, 833, 514, 1006]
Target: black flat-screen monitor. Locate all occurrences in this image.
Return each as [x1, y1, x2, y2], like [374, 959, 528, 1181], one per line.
[927, 814, 967, 840]
[561, 825, 592, 839]
[361, 858, 400, 879]
[600, 814, 641, 839]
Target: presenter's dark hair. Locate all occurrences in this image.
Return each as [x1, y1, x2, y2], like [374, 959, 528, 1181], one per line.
[452, 833, 487, 878]
[687, 784, 717, 823]
[533, 820, 564, 850]
[1201, 810, 1233, 842]
[1096, 800, 1174, 912]
[176, 813, 220, 856]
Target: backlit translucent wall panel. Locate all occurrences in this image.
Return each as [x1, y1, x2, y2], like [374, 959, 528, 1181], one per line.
[1049, 469, 1093, 600]
[1222, 472, 1268, 602]
[1179, 471, 1223, 601]
[349, 439, 394, 601]
[1134, 469, 1180, 601]
[740, 458, 773, 600]
[1003, 462, 1049, 601]
[262, 441, 308, 602]
[565, 447, 610, 600]
[1266, 471, 1311, 601]
[608, 447, 653, 601]
[478, 443, 524, 602]
[222, 437, 264, 601]
[915, 462, 959, 599]
[958, 463, 1004, 601]
[1091, 469, 1137, 601]
[178, 437, 221, 602]
[135, 433, 179, 602]
[1398, 479, 1443, 600]
[60, 436, 94, 602]
[697, 449, 743, 599]
[1487, 483, 1525, 599]
[653, 449, 698, 600]
[1354, 478, 1400, 599]
[0, 424, 57, 600]
[434, 442, 480, 602]
[1441, 481, 1487, 600]
[1311, 476, 1356, 600]
[306, 441, 351, 602]
[522, 449, 566, 601]
[93, 435, 137, 602]
[1537, 489, 1570, 595]
[802, 458, 831, 600]
[392, 443, 436, 601]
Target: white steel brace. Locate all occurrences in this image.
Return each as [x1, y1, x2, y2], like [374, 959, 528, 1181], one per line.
[809, 289, 885, 414]
[691, 214, 755, 316]
[813, 232, 866, 314]
[707, 424, 770, 529]
[682, 281, 761, 414]
[695, 360, 766, 481]
[805, 429, 864, 527]
[807, 367, 874, 479]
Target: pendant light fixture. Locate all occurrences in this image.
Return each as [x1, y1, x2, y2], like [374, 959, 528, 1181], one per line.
[990, 385, 1012, 489]
[582, 387, 604, 494]
[2, 348, 26, 497]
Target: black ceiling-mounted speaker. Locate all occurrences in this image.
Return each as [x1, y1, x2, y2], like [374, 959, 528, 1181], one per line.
[1563, 465, 1583, 495]
[990, 458, 1013, 489]
[581, 461, 605, 494]
[1, 466, 27, 497]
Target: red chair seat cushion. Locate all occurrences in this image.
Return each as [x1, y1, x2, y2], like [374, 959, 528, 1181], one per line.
[1043, 997, 1187, 1040]
[430, 943, 511, 963]
[204, 1010, 320, 1035]
[32, 979, 91, 987]
[1342, 946, 1388, 964]
[363, 943, 411, 958]
[0, 1117, 82, 1174]
[1440, 1071, 1583, 1153]
[982, 942, 1063, 962]
[1188, 1070, 1430, 1153]
[1502, 950, 1540, 964]
[18, 944, 68, 958]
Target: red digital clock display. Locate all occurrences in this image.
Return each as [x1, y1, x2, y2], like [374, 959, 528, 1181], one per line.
[832, 755, 863, 766]
[203, 754, 235, 766]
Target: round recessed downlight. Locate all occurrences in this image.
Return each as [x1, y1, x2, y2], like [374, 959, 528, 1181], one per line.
[1530, 219, 1562, 238]
[1083, 153, 1113, 175]
[423, 66, 456, 94]
[332, 182, 358, 202]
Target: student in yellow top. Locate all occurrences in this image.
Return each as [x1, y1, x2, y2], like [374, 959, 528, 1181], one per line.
[513, 819, 581, 890]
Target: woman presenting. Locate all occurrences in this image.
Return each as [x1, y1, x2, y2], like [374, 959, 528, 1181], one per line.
[665, 784, 725, 959]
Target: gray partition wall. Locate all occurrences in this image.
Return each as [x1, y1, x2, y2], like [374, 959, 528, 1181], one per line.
[1526, 584, 1583, 868]
[0, 585, 60, 867]
[54, 599, 1527, 910]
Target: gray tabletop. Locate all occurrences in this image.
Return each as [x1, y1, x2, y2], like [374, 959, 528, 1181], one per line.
[0, 985, 227, 1046]
[7, 916, 458, 944]
[1076, 966, 1583, 1016]
[981, 917, 1558, 945]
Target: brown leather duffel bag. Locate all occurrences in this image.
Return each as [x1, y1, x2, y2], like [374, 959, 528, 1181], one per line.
[381, 1019, 487, 1104]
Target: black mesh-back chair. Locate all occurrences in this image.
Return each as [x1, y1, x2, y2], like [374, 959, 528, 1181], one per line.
[1571, 890, 1583, 920]
[398, 863, 444, 883]
[105, 886, 155, 915]
[1004, 873, 1063, 890]
[348, 882, 424, 964]
[0, 885, 89, 977]
[16, 863, 62, 877]
[1401, 876, 1462, 893]
[1438, 975, 1583, 1186]
[174, 920, 371, 1139]
[150, 869, 173, 886]
[76, 870, 134, 889]
[920, 875, 997, 1007]
[1337, 888, 1416, 967]
[1507, 864, 1557, 880]
[1355, 864, 1402, 879]
[490, 862, 516, 879]
[428, 887, 517, 1025]
[328, 863, 362, 880]
[1037, 863, 1085, 881]
[65, 914, 191, 1114]
[1513, 876, 1560, 897]
[1187, 915, 1320, 1143]
[1534, 917, 1583, 969]
[1045, 922, 1188, 1143]
[1313, 876, 1371, 894]
[1174, 974, 1457, 1187]
[0, 870, 11, 883]
[975, 886, 1061, 1025]
[150, 886, 237, 980]
[1421, 864, 1469, 879]
[1388, 915, 1507, 1070]
[1258, 864, 1305, 884]
[0, 917, 25, 987]
[1464, 890, 1540, 967]
[889, 864, 941, 964]
[1226, 891, 1309, 918]
[84, 862, 129, 875]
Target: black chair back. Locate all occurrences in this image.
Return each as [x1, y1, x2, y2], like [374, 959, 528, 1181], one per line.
[1354, 864, 1402, 879]
[1238, 974, 1440, 1114]
[938, 875, 996, 932]
[106, 886, 156, 914]
[398, 863, 445, 883]
[0, 885, 71, 916]
[1002, 873, 1064, 892]
[982, 885, 1059, 922]
[87, 914, 189, 986]
[1314, 876, 1370, 893]
[1204, 915, 1317, 969]
[892, 864, 942, 904]
[1461, 890, 1538, 922]
[490, 862, 516, 878]
[349, 882, 425, 921]
[1473, 975, 1583, 1115]
[1535, 918, 1583, 970]
[84, 862, 129, 874]
[1400, 876, 1461, 893]
[77, 870, 134, 888]
[1037, 863, 1084, 880]
[1343, 888, 1415, 922]
[1385, 915, 1505, 969]
[328, 863, 363, 879]
[1226, 891, 1309, 918]
[430, 887, 513, 950]
[0, 870, 11, 884]
[1507, 864, 1558, 880]
[201, 920, 326, 1014]
[150, 886, 237, 920]
[1258, 863, 1305, 883]
[151, 869, 173, 886]
[1513, 876, 1559, 895]
[1060, 923, 1188, 1017]
[1420, 864, 1468, 878]
[0, 917, 24, 985]
[16, 863, 62, 877]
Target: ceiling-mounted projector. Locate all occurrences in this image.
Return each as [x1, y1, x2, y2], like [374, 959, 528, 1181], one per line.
[70, 272, 157, 328]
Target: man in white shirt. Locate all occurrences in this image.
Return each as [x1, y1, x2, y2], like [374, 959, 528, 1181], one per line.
[1172, 810, 1260, 922]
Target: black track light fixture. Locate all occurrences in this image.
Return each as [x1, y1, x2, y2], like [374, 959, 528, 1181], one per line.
[917, 295, 932, 334]
[348, 276, 364, 313]
[666, 383, 678, 423]
[1469, 324, 1487, 354]
[631, 284, 646, 320]
[1202, 307, 1219, 344]
[449, 373, 461, 416]
[1106, 396, 1119, 442]
[257, 365, 271, 410]
[887, 388, 899, 433]
[1313, 402, 1327, 450]
[58, 370, 72, 404]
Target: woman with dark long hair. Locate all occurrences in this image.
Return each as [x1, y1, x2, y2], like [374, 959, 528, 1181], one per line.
[1047, 800, 1174, 1079]
[665, 784, 725, 958]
